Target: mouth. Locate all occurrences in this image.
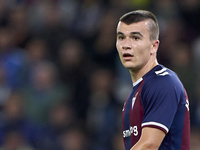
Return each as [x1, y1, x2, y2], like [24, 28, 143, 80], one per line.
[123, 53, 133, 57]
[122, 52, 133, 60]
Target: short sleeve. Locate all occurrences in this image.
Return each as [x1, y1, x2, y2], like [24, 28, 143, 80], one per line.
[141, 76, 181, 133]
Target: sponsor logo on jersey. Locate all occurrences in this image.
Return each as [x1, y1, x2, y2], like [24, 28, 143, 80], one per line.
[123, 126, 138, 138]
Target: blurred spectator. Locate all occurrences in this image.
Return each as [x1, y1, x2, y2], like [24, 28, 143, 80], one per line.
[59, 126, 89, 150]
[59, 0, 80, 30]
[177, 0, 200, 34]
[48, 103, 77, 137]
[190, 127, 200, 150]
[151, 0, 180, 22]
[25, 38, 48, 65]
[28, 0, 69, 62]
[57, 38, 91, 120]
[168, 42, 198, 128]
[114, 64, 132, 104]
[22, 61, 70, 126]
[91, 9, 119, 71]
[6, 5, 31, 49]
[192, 36, 200, 76]
[0, 0, 9, 26]
[0, 27, 26, 90]
[0, 64, 11, 110]
[0, 92, 41, 149]
[31, 103, 79, 150]
[191, 82, 200, 128]
[22, 38, 49, 86]
[0, 130, 34, 150]
[73, 0, 104, 39]
[169, 42, 196, 99]
[111, 130, 125, 150]
[86, 68, 121, 150]
[157, 19, 185, 67]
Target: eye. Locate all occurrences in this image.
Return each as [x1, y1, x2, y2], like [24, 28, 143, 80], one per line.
[131, 36, 140, 41]
[117, 35, 124, 40]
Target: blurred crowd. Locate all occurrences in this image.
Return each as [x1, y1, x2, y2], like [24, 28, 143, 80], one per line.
[0, 0, 200, 149]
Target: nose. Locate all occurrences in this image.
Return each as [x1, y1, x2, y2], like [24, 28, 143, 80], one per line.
[122, 38, 131, 50]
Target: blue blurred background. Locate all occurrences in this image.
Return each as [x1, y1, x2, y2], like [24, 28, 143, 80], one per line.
[0, 0, 199, 149]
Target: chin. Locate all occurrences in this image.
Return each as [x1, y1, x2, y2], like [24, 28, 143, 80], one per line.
[123, 62, 135, 69]
[124, 65, 135, 70]
[124, 63, 140, 71]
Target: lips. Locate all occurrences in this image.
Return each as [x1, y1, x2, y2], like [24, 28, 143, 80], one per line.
[122, 52, 133, 61]
[123, 52, 133, 57]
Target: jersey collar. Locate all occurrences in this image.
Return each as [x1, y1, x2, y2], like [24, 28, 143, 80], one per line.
[133, 78, 143, 87]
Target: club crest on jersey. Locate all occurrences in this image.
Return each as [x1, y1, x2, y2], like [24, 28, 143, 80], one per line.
[132, 92, 138, 109]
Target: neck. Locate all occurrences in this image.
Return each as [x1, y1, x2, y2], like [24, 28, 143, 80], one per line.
[130, 59, 158, 83]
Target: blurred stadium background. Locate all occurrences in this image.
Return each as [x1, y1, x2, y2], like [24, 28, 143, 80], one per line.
[0, 0, 199, 149]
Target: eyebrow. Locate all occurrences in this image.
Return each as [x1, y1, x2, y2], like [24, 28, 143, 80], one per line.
[117, 31, 143, 37]
[130, 32, 143, 37]
[117, 31, 124, 36]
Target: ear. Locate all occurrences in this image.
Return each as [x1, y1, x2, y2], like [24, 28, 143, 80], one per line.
[150, 40, 159, 54]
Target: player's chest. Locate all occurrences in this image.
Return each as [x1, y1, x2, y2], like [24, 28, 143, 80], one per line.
[122, 90, 144, 126]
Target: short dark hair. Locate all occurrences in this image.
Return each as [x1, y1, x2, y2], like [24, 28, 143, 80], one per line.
[119, 10, 159, 41]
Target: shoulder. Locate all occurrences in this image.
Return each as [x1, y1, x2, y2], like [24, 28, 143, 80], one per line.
[143, 65, 183, 89]
[141, 65, 185, 101]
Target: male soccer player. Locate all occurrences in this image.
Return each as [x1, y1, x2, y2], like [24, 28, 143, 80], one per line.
[116, 10, 190, 150]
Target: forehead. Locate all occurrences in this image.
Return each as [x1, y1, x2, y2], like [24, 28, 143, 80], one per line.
[117, 20, 150, 36]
